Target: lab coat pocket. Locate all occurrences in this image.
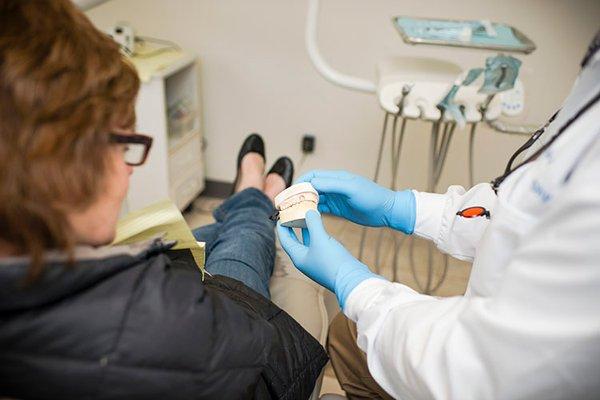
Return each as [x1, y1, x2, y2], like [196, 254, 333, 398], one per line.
[441, 213, 491, 262]
[467, 192, 538, 297]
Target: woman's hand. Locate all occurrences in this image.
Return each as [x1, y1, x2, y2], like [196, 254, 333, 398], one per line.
[296, 170, 416, 234]
[277, 210, 383, 309]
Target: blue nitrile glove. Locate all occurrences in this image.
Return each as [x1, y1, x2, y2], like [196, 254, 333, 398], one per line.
[296, 170, 417, 234]
[277, 210, 385, 309]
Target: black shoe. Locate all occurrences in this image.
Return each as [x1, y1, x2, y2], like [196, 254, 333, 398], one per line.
[232, 133, 265, 194]
[267, 156, 294, 189]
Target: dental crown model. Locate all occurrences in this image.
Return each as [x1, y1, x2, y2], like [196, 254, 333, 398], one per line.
[274, 182, 319, 228]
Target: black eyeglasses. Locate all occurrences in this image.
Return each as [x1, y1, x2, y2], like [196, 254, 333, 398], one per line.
[109, 132, 153, 166]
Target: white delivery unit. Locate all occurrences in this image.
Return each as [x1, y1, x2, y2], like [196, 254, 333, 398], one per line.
[124, 52, 205, 213]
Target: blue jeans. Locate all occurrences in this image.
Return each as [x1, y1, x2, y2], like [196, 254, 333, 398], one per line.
[192, 188, 276, 299]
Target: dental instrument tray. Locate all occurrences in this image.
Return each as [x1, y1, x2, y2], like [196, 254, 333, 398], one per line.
[393, 16, 536, 54]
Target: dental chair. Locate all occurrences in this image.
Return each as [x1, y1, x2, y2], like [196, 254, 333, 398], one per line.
[270, 240, 339, 400]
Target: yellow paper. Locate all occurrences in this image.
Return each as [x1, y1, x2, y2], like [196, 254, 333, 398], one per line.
[113, 200, 205, 270]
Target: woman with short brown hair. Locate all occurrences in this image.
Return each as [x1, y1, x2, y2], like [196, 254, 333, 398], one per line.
[0, 1, 326, 398]
[0, 0, 140, 273]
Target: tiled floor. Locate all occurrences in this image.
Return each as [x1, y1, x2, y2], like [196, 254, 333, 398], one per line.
[184, 195, 472, 397]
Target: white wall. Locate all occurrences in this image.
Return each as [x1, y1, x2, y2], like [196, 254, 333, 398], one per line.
[87, 0, 600, 191]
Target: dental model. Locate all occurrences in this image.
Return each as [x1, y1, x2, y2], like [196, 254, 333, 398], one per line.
[274, 183, 319, 228]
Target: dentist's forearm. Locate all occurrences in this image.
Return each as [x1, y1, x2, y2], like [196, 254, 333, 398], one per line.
[412, 184, 497, 261]
[384, 189, 417, 234]
[336, 266, 387, 310]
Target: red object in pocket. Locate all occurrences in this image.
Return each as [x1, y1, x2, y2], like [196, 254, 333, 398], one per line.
[457, 206, 490, 219]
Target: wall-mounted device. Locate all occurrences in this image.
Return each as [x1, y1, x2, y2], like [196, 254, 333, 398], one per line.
[107, 22, 136, 56]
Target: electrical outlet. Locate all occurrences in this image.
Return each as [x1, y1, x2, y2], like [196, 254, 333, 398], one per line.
[302, 134, 315, 154]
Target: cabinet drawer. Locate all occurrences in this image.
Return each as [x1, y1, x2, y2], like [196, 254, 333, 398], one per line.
[169, 133, 202, 183]
[170, 172, 203, 210]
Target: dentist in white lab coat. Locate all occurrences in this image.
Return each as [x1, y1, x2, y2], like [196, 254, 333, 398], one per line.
[278, 32, 600, 399]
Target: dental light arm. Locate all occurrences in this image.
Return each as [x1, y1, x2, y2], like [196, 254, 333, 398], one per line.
[306, 0, 376, 93]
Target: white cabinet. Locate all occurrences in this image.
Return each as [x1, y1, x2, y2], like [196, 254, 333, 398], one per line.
[124, 53, 205, 213]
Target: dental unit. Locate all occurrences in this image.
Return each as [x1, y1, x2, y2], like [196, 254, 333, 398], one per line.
[306, 0, 537, 293]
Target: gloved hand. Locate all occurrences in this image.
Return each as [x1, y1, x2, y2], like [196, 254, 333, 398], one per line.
[277, 210, 384, 309]
[296, 170, 417, 234]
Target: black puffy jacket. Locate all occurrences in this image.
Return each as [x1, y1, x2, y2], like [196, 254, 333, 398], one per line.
[0, 238, 327, 399]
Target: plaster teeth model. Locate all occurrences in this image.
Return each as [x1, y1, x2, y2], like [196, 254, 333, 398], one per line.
[274, 183, 319, 228]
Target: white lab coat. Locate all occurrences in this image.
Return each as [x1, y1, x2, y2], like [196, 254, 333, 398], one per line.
[344, 52, 600, 399]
